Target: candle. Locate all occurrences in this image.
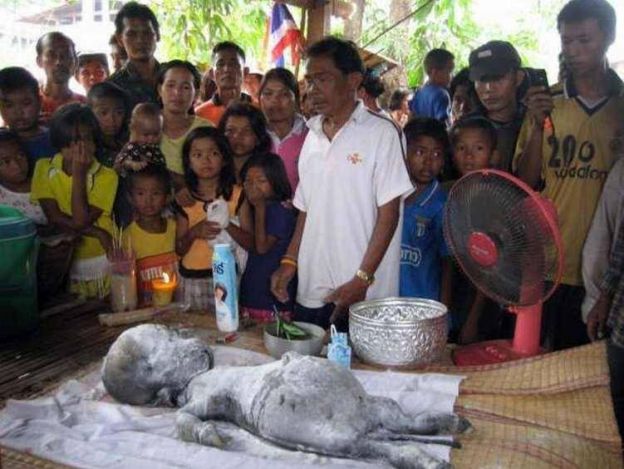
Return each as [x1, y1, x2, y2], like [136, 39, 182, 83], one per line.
[152, 272, 177, 306]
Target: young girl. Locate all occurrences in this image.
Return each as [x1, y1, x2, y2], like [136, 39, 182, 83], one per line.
[87, 81, 130, 167]
[0, 129, 75, 302]
[218, 102, 271, 183]
[0, 129, 47, 225]
[122, 164, 177, 306]
[175, 127, 249, 311]
[239, 153, 296, 322]
[31, 103, 118, 299]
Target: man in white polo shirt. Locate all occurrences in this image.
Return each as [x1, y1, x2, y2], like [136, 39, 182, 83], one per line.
[271, 37, 412, 329]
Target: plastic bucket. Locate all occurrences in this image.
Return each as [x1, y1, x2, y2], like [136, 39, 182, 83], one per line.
[0, 205, 39, 339]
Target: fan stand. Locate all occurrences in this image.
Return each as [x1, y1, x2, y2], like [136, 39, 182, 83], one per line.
[452, 303, 543, 366]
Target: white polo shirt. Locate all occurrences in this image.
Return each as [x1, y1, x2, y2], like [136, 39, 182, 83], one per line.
[294, 102, 412, 308]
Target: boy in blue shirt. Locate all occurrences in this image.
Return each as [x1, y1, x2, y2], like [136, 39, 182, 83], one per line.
[409, 49, 455, 125]
[0, 67, 56, 165]
[400, 118, 452, 305]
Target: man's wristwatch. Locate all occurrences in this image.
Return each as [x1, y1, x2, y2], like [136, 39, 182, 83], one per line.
[355, 269, 375, 286]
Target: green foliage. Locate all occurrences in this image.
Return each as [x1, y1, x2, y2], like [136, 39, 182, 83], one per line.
[152, 0, 267, 68]
[359, 0, 568, 88]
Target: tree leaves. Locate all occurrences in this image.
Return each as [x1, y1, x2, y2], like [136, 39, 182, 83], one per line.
[152, 0, 266, 68]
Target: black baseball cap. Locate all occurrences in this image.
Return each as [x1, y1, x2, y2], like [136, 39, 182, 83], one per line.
[469, 41, 521, 81]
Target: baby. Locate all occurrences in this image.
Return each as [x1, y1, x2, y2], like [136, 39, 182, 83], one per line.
[114, 103, 166, 176]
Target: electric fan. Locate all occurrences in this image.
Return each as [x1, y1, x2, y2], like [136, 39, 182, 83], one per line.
[444, 169, 563, 366]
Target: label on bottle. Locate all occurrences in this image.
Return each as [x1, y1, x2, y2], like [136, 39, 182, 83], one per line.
[212, 243, 239, 332]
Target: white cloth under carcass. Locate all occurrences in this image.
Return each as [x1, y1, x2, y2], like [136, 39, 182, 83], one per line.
[0, 347, 464, 468]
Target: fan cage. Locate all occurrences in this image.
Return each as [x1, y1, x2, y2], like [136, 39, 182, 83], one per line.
[444, 169, 563, 306]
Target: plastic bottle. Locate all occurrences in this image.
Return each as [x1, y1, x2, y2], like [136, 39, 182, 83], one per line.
[327, 325, 352, 369]
[212, 243, 239, 332]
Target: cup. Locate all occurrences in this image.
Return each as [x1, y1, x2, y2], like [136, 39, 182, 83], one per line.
[152, 272, 177, 306]
[109, 254, 137, 312]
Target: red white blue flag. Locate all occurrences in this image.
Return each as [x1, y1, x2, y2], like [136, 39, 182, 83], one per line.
[269, 3, 303, 67]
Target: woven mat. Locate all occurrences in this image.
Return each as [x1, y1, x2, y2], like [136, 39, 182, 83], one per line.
[451, 418, 621, 468]
[0, 446, 71, 469]
[428, 341, 609, 395]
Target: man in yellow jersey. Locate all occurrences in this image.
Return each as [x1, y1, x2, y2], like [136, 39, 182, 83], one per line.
[514, 0, 623, 351]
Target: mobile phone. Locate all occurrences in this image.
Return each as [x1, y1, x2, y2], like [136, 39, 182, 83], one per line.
[523, 68, 555, 134]
[526, 68, 549, 90]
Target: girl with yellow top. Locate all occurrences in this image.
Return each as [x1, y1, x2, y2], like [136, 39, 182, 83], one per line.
[175, 127, 251, 312]
[31, 103, 118, 298]
[121, 163, 177, 306]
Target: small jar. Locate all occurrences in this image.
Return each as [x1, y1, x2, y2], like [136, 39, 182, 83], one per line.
[109, 255, 138, 312]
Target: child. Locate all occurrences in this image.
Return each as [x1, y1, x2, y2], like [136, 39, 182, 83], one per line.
[109, 34, 127, 73]
[35, 32, 86, 122]
[76, 53, 109, 94]
[31, 103, 118, 299]
[122, 164, 177, 306]
[0, 67, 56, 164]
[114, 103, 165, 174]
[409, 48, 454, 124]
[0, 129, 47, 225]
[88, 81, 130, 167]
[218, 102, 271, 183]
[0, 129, 75, 303]
[113, 103, 166, 227]
[239, 153, 296, 322]
[447, 116, 501, 344]
[399, 118, 452, 306]
[175, 126, 244, 311]
[450, 116, 498, 176]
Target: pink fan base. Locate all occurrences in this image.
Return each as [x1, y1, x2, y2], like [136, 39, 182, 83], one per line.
[452, 304, 544, 366]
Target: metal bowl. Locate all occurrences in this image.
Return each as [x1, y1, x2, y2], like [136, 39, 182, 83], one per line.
[349, 297, 447, 368]
[263, 321, 325, 359]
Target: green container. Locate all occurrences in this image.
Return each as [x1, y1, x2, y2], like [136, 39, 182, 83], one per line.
[0, 205, 39, 339]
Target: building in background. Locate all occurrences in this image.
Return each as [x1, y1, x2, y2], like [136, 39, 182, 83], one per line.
[0, 1, 121, 82]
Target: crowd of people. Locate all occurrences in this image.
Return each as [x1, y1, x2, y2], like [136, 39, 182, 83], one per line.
[0, 0, 622, 436]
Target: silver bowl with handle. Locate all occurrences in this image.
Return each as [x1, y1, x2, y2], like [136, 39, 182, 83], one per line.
[349, 297, 447, 368]
[263, 321, 325, 359]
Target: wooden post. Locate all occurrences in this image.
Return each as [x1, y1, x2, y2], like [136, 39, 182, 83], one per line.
[306, 0, 331, 44]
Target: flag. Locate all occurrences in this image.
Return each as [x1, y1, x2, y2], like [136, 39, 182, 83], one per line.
[269, 3, 303, 67]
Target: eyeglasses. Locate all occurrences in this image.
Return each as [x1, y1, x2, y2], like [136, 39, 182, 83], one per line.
[304, 72, 338, 89]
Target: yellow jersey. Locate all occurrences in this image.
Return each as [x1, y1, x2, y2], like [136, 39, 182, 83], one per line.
[514, 70, 624, 286]
[178, 185, 242, 274]
[122, 218, 176, 260]
[31, 153, 118, 260]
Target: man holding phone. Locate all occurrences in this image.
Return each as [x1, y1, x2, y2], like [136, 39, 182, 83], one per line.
[514, 0, 624, 351]
[467, 40, 526, 173]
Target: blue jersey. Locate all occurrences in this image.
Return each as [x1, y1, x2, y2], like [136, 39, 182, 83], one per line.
[400, 180, 449, 300]
[408, 83, 450, 123]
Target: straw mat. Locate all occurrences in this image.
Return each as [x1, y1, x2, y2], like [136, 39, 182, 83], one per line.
[427, 341, 609, 395]
[451, 418, 622, 468]
[0, 445, 71, 469]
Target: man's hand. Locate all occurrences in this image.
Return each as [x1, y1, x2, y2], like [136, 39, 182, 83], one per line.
[587, 295, 611, 341]
[175, 187, 195, 207]
[270, 264, 297, 303]
[191, 220, 222, 240]
[325, 277, 368, 324]
[524, 85, 554, 127]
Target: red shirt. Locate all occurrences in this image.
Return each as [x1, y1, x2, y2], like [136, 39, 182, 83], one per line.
[39, 89, 87, 123]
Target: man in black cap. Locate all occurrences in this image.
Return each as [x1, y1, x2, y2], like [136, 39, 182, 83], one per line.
[467, 40, 525, 173]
